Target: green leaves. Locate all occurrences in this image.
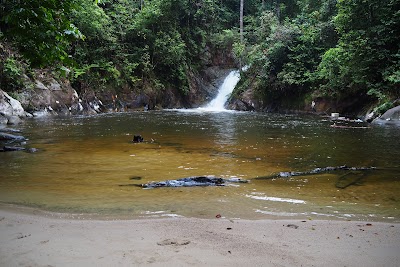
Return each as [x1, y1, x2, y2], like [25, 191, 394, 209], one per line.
[1, 0, 83, 67]
[235, 0, 399, 107]
[318, 0, 400, 98]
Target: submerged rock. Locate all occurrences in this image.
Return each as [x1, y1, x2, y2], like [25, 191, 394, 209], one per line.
[138, 176, 248, 188]
[0, 132, 26, 141]
[0, 146, 37, 153]
[1, 146, 26, 152]
[132, 135, 144, 143]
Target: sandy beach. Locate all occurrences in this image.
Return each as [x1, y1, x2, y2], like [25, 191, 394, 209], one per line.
[1, 208, 399, 267]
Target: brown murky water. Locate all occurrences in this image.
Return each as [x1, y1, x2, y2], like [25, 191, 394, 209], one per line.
[0, 111, 399, 221]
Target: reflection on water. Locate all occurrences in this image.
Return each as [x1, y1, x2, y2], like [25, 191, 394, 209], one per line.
[0, 111, 399, 221]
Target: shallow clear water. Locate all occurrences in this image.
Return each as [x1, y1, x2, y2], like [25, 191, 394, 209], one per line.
[0, 111, 399, 221]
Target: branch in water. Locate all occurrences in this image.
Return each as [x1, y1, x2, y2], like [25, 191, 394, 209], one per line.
[254, 166, 377, 180]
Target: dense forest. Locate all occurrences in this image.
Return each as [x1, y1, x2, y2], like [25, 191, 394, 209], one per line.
[0, 0, 399, 115]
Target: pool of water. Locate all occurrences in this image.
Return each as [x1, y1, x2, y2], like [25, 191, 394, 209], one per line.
[1, 111, 399, 221]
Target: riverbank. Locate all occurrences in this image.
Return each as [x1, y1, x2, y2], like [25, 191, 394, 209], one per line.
[1, 208, 399, 267]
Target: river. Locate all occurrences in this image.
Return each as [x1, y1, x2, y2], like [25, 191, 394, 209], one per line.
[0, 111, 399, 221]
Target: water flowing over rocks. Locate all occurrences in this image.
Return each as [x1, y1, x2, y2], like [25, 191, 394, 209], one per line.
[187, 67, 234, 108]
[1, 64, 237, 123]
[124, 67, 235, 110]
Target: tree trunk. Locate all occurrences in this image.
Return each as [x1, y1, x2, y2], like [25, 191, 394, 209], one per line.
[240, 0, 244, 43]
[275, 0, 280, 20]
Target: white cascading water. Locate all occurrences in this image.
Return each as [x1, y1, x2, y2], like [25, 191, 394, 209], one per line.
[201, 70, 240, 112]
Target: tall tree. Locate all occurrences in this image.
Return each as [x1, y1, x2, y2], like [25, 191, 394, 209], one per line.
[240, 0, 244, 43]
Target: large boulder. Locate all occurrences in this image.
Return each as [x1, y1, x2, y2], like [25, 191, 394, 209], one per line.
[228, 87, 260, 111]
[16, 70, 104, 116]
[18, 72, 79, 116]
[372, 105, 400, 125]
[0, 90, 28, 124]
[379, 105, 400, 120]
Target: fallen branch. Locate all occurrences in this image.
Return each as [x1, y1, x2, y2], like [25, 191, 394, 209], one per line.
[254, 166, 376, 180]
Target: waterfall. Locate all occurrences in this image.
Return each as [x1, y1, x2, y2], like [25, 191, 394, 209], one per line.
[202, 70, 240, 112]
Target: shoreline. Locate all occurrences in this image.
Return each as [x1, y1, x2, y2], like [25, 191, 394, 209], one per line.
[2, 202, 399, 223]
[1, 207, 399, 266]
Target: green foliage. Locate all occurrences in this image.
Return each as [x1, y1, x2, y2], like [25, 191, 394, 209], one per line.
[211, 29, 238, 49]
[1, 0, 398, 109]
[0, 0, 83, 67]
[1, 56, 24, 91]
[3, 57, 22, 81]
[320, 0, 400, 98]
[234, 0, 399, 109]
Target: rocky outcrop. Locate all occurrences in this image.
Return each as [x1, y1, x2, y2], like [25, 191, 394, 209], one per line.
[372, 105, 400, 125]
[16, 71, 104, 116]
[121, 67, 236, 110]
[228, 87, 260, 111]
[228, 75, 377, 116]
[0, 90, 30, 124]
[1, 64, 235, 121]
[185, 67, 233, 108]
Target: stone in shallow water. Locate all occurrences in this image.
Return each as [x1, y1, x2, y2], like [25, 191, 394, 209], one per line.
[140, 176, 248, 188]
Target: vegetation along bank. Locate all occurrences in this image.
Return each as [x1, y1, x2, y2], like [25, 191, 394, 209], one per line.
[1, 0, 399, 123]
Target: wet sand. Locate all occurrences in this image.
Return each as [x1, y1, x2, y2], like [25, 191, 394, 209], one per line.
[1, 208, 399, 266]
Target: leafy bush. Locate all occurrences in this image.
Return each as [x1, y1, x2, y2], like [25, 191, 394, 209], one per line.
[1, 56, 25, 91]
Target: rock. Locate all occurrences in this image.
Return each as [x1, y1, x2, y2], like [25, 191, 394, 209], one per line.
[0, 90, 27, 124]
[132, 135, 144, 143]
[6, 115, 22, 125]
[34, 80, 48, 90]
[228, 88, 259, 111]
[16, 70, 93, 115]
[380, 105, 400, 120]
[372, 105, 400, 125]
[25, 147, 38, 153]
[1, 146, 26, 152]
[0, 145, 37, 153]
[138, 176, 248, 188]
[0, 127, 21, 133]
[0, 132, 26, 141]
[0, 115, 8, 125]
[365, 111, 376, 122]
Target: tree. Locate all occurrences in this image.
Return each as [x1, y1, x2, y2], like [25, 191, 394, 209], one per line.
[0, 0, 83, 67]
[240, 0, 244, 43]
[318, 0, 400, 100]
